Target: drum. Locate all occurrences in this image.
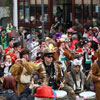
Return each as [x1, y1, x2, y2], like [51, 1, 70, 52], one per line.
[55, 90, 67, 100]
[79, 91, 96, 100]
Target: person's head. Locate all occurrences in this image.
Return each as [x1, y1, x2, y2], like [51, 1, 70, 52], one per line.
[54, 17, 59, 22]
[9, 37, 15, 47]
[20, 49, 29, 61]
[39, 40, 46, 49]
[72, 59, 81, 73]
[13, 42, 21, 52]
[84, 25, 89, 33]
[2, 76, 16, 93]
[57, 41, 66, 50]
[57, 6, 62, 13]
[83, 39, 91, 49]
[88, 27, 93, 34]
[43, 49, 54, 65]
[3, 54, 11, 63]
[1, 31, 5, 38]
[19, 27, 24, 32]
[36, 52, 43, 61]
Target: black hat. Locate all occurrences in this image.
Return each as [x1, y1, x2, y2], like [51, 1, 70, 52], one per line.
[36, 52, 43, 60]
[13, 42, 20, 48]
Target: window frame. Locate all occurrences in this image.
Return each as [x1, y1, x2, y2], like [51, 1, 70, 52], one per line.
[18, 0, 52, 29]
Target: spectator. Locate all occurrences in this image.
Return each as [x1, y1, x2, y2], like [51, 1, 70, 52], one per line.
[0, 76, 19, 100]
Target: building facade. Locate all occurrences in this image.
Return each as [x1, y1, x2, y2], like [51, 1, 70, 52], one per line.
[15, 0, 100, 30]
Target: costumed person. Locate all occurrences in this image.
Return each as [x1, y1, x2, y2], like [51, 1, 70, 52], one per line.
[4, 37, 15, 54]
[88, 27, 93, 40]
[3, 54, 12, 75]
[54, 39, 74, 72]
[70, 34, 79, 50]
[9, 49, 40, 95]
[38, 49, 63, 89]
[60, 59, 91, 100]
[13, 41, 22, 59]
[91, 48, 100, 100]
[93, 27, 99, 37]
[82, 39, 94, 76]
[76, 38, 95, 76]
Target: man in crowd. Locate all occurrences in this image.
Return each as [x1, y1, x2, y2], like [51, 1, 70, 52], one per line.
[9, 49, 39, 95]
[38, 49, 63, 89]
[60, 59, 91, 100]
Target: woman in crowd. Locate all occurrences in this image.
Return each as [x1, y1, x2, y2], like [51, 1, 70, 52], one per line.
[0, 75, 19, 100]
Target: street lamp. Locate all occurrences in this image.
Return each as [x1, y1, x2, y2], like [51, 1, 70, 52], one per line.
[41, 0, 44, 37]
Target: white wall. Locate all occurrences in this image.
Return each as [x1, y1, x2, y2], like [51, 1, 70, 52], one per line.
[13, 0, 18, 29]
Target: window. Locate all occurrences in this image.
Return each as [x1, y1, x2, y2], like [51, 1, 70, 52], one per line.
[93, 0, 100, 26]
[25, 0, 30, 23]
[75, 0, 82, 28]
[19, 0, 24, 23]
[18, 0, 49, 25]
[84, 0, 91, 25]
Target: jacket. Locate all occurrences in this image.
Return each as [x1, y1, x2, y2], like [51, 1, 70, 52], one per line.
[20, 85, 34, 100]
[0, 89, 19, 100]
[38, 61, 62, 89]
[9, 61, 40, 95]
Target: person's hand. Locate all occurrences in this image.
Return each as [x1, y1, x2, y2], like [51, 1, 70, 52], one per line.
[59, 82, 64, 88]
[21, 58, 27, 63]
[29, 78, 40, 89]
[59, 47, 64, 52]
[5, 62, 11, 67]
[1, 63, 5, 68]
[88, 70, 92, 77]
[98, 77, 100, 81]
[70, 90, 75, 95]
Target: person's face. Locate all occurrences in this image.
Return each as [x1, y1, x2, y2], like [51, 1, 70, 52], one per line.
[84, 28, 87, 32]
[41, 42, 46, 48]
[60, 42, 65, 49]
[89, 30, 93, 34]
[9, 40, 14, 47]
[5, 55, 11, 63]
[87, 42, 91, 48]
[15, 46, 21, 52]
[44, 54, 53, 64]
[73, 66, 80, 73]
[22, 54, 29, 61]
[1, 33, 5, 37]
[55, 17, 58, 22]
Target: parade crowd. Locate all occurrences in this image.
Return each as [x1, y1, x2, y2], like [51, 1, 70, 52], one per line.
[0, 17, 100, 100]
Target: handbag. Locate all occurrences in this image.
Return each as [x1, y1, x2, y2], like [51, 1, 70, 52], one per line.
[20, 67, 31, 83]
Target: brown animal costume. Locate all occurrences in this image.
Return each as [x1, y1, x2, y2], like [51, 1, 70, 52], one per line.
[9, 62, 39, 95]
[54, 40, 74, 71]
[91, 48, 100, 100]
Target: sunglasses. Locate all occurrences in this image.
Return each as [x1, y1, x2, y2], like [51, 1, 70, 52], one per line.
[46, 55, 53, 58]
